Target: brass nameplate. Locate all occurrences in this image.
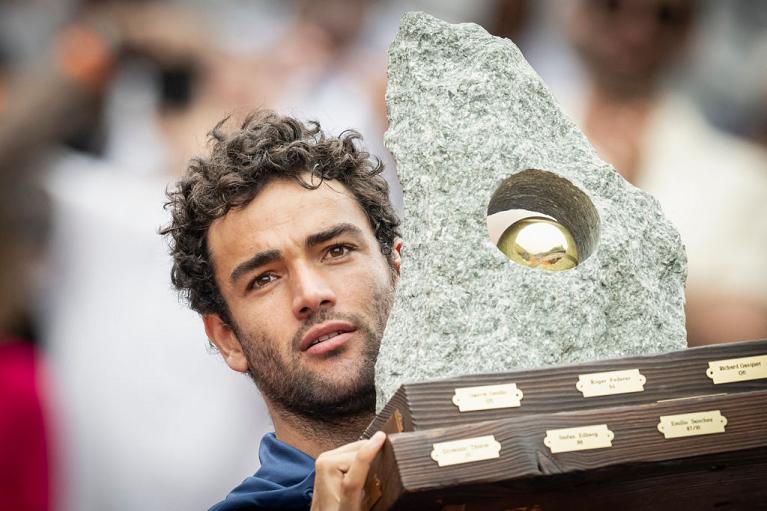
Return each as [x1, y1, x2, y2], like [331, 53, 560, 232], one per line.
[706, 354, 767, 384]
[430, 435, 502, 467]
[452, 383, 523, 412]
[543, 424, 614, 454]
[657, 410, 727, 439]
[576, 369, 647, 397]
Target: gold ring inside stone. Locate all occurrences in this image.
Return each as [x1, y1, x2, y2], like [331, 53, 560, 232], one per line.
[497, 216, 579, 271]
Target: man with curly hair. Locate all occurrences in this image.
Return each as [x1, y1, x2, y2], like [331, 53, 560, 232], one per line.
[161, 110, 402, 511]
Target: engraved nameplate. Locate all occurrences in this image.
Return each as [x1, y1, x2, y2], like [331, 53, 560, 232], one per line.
[452, 383, 524, 412]
[576, 369, 647, 398]
[430, 435, 502, 467]
[706, 355, 767, 384]
[543, 425, 614, 454]
[657, 410, 727, 439]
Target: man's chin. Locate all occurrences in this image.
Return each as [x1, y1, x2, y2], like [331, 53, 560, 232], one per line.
[303, 370, 372, 403]
[274, 366, 376, 421]
[281, 382, 376, 422]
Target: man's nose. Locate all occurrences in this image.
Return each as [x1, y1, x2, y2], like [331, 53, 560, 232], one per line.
[290, 263, 337, 320]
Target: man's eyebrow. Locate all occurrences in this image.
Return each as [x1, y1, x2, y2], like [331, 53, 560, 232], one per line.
[229, 249, 281, 285]
[305, 223, 364, 248]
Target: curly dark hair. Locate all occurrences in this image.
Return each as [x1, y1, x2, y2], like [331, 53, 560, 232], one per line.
[160, 110, 400, 324]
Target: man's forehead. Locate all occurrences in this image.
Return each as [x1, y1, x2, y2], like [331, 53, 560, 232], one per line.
[207, 178, 370, 260]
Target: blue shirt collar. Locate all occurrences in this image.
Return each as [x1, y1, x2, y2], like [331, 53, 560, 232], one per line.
[209, 433, 315, 511]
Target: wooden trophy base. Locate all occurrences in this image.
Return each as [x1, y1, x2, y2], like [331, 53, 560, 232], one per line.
[364, 340, 767, 510]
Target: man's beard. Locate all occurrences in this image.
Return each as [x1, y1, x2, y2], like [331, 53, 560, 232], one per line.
[231, 277, 395, 425]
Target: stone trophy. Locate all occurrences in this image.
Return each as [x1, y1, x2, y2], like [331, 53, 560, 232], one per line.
[375, 12, 687, 409]
[365, 12, 767, 511]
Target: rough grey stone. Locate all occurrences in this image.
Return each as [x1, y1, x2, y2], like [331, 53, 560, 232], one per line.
[375, 12, 688, 408]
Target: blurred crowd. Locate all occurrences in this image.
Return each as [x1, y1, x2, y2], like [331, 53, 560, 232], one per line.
[0, 1, 765, 510]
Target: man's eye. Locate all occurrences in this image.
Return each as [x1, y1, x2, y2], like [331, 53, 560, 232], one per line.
[324, 244, 352, 260]
[249, 273, 277, 290]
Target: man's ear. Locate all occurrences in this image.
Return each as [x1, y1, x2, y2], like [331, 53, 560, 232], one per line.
[391, 238, 403, 277]
[203, 313, 249, 373]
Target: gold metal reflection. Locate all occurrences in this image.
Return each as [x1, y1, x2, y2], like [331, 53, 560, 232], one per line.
[497, 217, 579, 271]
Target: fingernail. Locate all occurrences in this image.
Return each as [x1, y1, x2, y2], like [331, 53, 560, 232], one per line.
[372, 431, 386, 441]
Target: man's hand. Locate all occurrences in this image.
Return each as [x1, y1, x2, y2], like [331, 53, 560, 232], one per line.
[311, 431, 386, 511]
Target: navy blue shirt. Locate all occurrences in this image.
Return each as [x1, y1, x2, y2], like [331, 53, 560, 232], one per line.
[209, 433, 315, 511]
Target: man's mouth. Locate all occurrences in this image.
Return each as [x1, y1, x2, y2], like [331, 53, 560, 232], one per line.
[299, 321, 357, 354]
[309, 331, 343, 347]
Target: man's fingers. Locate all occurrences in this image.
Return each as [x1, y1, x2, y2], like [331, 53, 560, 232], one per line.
[339, 432, 387, 500]
[312, 451, 357, 510]
[315, 451, 356, 476]
[310, 433, 387, 511]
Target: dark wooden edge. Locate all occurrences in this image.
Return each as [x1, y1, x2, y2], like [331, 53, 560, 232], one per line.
[365, 386, 413, 438]
[366, 411, 407, 511]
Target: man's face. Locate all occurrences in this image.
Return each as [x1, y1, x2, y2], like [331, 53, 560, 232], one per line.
[205, 176, 399, 422]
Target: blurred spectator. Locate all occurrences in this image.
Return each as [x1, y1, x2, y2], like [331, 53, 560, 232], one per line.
[555, 0, 767, 345]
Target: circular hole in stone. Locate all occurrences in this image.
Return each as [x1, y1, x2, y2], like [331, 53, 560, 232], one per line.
[486, 169, 600, 271]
